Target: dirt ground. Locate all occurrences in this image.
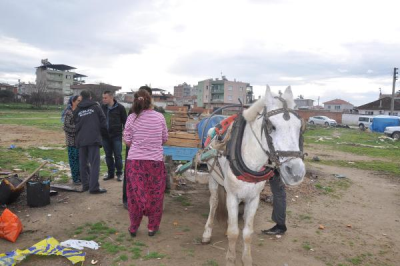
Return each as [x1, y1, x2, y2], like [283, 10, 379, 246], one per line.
[0, 126, 399, 266]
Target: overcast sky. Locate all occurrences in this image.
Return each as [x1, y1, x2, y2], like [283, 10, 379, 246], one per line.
[1, 0, 399, 106]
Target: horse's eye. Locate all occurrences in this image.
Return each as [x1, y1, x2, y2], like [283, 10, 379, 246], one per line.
[272, 126, 276, 131]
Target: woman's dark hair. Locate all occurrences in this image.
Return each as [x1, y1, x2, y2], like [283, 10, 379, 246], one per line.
[71, 95, 79, 103]
[139, 86, 152, 95]
[130, 89, 151, 117]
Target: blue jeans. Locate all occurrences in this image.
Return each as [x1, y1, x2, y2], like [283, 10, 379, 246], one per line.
[102, 136, 123, 177]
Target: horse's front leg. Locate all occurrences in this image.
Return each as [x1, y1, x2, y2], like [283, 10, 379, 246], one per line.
[242, 196, 260, 266]
[202, 176, 219, 244]
[226, 193, 239, 266]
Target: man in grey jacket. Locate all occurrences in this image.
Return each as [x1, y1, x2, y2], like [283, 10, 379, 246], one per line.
[73, 90, 107, 194]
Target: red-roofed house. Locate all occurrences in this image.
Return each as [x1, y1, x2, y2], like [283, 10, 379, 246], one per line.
[323, 99, 354, 112]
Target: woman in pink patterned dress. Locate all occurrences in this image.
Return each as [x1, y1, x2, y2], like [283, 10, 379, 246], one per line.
[123, 89, 168, 237]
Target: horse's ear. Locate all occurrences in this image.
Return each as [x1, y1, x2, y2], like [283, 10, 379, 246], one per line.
[283, 86, 296, 108]
[264, 85, 274, 107]
[283, 86, 293, 100]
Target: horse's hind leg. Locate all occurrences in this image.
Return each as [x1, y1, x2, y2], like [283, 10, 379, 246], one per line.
[226, 193, 239, 266]
[202, 176, 219, 244]
[242, 196, 260, 266]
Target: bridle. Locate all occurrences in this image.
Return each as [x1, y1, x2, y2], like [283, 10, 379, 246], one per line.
[250, 96, 306, 167]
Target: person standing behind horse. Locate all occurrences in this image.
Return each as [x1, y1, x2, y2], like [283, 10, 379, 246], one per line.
[73, 90, 108, 194]
[62, 95, 82, 184]
[123, 89, 168, 237]
[101, 91, 127, 182]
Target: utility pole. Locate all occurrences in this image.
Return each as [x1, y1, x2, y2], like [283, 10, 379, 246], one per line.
[390, 67, 398, 115]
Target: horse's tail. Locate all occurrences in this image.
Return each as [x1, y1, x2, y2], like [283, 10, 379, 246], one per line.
[216, 184, 228, 227]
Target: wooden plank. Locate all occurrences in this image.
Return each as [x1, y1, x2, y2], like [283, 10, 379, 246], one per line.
[172, 117, 189, 122]
[164, 138, 200, 148]
[171, 121, 187, 126]
[168, 132, 199, 140]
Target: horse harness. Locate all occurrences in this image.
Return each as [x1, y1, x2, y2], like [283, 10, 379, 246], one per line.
[207, 96, 306, 184]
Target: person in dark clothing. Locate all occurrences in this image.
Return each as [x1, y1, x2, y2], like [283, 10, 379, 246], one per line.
[261, 173, 287, 235]
[102, 91, 128, 182]
[122, 86, 152, 209]
[73, 90, 107, 194]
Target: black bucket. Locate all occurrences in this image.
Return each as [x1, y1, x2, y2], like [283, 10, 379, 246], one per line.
[27, 180, 51, 207]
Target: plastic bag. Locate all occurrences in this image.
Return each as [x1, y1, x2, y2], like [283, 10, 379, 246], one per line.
[0, 208, 23, 243]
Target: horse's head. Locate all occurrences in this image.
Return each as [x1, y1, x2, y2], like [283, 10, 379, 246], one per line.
[263, 85, 306, 186]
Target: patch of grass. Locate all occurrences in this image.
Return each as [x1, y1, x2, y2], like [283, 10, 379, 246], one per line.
[311, 159, 400, 176]
[302, 241, 312, 251]
[102, 242, 120, 255]
[174, 195, 192, 206]
[133, 241, 147, 247]
[299, 214, 312, 221]
[202, 213, 209, 218]
[184, 248, 195, 257]
[114, 254, 129, 262]
[82, 235, 98, 241]
[130, 247, 142, 259]
[203, 259, 219, 266]
[143, 251, 166, 260]
[304, 127, 400, 159]
[315, 183, 334, 194]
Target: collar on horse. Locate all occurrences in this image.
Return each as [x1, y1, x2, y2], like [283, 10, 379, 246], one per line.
[225, 95, 305, 183]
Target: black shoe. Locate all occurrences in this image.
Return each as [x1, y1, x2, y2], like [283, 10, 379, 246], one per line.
[82, 187, 89, 192]
[261, 224, 287, 235]
[89, 188, 107, 194]
[148, 230, 157, 237]
[103, 176, 114, 181]
[123, 202, 128, 210]
[117, 175, 122, 182]
[129, 230, 136, 237]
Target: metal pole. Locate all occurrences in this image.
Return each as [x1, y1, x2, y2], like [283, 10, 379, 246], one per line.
[390, 67, 398, 115]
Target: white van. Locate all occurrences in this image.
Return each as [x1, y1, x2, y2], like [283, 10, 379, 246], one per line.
[358, 116, 374, 130]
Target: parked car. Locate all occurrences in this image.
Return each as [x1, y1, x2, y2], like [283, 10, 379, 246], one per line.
[308, 116, 337, 126]
[384, 126, 400, 140]
[358, 116, 374, 130]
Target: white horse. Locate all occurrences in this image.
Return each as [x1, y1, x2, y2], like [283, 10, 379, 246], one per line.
[201, 86, 306, 266]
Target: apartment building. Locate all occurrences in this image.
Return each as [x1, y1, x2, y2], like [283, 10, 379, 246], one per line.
[35, 59, 86, 95]
[197, 76, 252, 110]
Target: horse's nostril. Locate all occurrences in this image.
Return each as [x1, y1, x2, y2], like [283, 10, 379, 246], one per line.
[285, 166, 292, 175]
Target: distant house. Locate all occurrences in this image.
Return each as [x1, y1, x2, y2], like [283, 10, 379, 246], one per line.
[356, 97, 400, 116]
[151, 88, 175, 108]
[71, 83, 121, 102]
[294, 98, 314, 109]
[323, 99, 354, 112]
[0, 83, 17, 94]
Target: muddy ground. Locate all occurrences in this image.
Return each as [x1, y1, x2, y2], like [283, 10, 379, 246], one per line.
[0, 125, 399, 266]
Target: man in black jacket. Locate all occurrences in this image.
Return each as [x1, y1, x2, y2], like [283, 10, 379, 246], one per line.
[73, 90, 107, 194]
[101, 91, 127, 182]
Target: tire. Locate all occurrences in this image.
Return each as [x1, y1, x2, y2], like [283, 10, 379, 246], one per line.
[392, 132, 400, 140]
[359, 124, 365, 131]
[310, 121, 314, 125]
[324, 122, 329, 126]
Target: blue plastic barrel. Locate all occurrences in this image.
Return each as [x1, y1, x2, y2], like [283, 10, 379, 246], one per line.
[197, 115, 227, 146]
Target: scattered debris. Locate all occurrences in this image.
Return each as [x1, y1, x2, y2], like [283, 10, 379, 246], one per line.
[333, 174, 346, 179]
[312, 156, 320, 162]
[60, 239, 100, 250]
[318, 225, 325, 230]
[91, 260, 99, 265]
[0, 237, 85, 265]
[0, 208, 23, 243]
[336, 142, 398, 149]
[347, 224, 352, 228]
[275, 235, 282, 239]
[37, 146, 65, 150]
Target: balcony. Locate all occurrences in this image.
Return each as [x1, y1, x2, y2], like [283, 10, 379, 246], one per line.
[211, 89, 224, 94]
[211, 98, 224, 103]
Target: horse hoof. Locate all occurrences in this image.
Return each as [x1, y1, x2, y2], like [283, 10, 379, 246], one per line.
[201, 240, 211, 245]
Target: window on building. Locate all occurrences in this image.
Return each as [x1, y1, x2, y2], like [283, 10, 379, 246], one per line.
[228, 86, 233, 91]
[239, 87, 243, 91]
[365, 111, 373, 115]
[327, 105, 331, 109]
[379, 110, 384, 114]
[206, 86, 208, 90]
[393, 112, 399, 116]
[335, 105, 341, 110]
[228, 95, 232, 101]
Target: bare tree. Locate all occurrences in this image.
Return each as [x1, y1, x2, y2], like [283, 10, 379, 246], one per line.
[30, 79, 48, 108]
